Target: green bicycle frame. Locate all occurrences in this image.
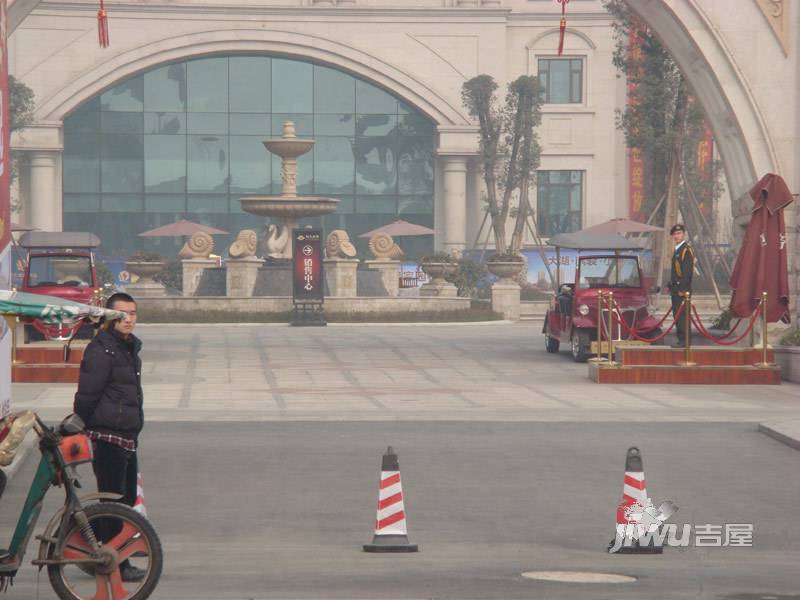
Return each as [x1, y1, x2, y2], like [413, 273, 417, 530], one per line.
[6, 454, 55, 560]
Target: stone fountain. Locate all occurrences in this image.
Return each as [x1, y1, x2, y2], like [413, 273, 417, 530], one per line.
[240, 121, 338, 259]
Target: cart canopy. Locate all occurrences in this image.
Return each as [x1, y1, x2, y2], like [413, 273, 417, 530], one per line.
[0, 290, 125, 325]
[18, 232, 100, 249]
[547, 232, 644, 251]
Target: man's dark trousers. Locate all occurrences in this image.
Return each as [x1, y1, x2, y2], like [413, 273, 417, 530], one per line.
[92, 440, 138, 542]
[671, 293, 690, 344]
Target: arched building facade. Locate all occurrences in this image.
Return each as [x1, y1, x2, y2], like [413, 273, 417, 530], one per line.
[8, 0, 798, 309]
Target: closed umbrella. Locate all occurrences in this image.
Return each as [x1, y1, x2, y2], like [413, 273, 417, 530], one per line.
[729, 173, 793, 322]
[138, 219, 228, 237]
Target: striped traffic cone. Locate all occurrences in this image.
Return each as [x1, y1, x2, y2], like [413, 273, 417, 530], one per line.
[608, 446, 663, 554]
[363, 447, 419, 553]
[133, 472, 147, 518]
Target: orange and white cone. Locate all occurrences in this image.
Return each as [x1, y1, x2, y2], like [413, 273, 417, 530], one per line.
[608, 446, 663, 554]
[363, 447, 419, 553]
[133, 472, 148, 518]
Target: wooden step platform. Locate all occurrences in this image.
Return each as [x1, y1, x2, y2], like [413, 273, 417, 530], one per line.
[11, 344, 86, 384]
[589, 346, 781, 385]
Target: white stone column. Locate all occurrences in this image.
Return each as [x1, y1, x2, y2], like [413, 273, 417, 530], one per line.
[441, 156, 468, 256]
[28, 151, 60, 232]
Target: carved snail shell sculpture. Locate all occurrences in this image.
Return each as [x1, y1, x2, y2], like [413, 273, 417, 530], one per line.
[368, 233, 403, 260]
[325, 230, 358, 259]
[228, 229, 258, 259]
[178, 231, 214, 259]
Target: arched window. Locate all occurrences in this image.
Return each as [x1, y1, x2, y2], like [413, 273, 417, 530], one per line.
[63, 55, 435, 258]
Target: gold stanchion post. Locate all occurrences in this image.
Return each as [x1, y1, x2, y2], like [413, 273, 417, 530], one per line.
[3, 315, 20, 365]
[757, 291, 774, 367]
[607, 291, 616, 365]
[680, 292, 696, 366]
[594, 292, 606, 362]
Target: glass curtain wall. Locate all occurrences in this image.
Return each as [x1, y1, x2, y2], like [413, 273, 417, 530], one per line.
[63, 55, 435, 259]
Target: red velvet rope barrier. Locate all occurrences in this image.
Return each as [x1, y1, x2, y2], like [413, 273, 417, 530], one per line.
[707, 317, 744, 340]
[690, 304, 761, 346]
[613, 300, 684, 343]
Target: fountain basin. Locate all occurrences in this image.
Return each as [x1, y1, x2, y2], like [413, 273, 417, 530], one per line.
[262, 139, 314, 159]
[240, 196, 339, 219]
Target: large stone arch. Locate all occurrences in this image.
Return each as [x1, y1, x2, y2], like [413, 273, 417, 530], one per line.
[622, 0, 780, 214]
[35, 28, 472, 128]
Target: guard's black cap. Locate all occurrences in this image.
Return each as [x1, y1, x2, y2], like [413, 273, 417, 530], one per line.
[669, 224, 686, 235]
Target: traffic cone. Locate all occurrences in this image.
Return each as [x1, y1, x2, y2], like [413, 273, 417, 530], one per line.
[133, 472, 147, 518]
[363, 447, 419, 553]
[608, 446, 663, 554]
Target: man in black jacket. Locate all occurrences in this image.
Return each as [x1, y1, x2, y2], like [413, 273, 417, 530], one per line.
[74, 292, 146, 582]
[667, 224, 695, 347]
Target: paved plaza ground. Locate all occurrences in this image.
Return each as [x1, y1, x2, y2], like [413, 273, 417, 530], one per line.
[2, 323, 798, 599]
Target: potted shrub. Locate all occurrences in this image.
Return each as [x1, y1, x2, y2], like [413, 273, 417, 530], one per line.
[486, 252, 525, 284]
[419, 253, 458, 285]
[126, 251, 165, 283]
[775, 327, 800, 383]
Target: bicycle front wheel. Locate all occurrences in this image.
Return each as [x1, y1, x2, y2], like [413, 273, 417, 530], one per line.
[48, 502, 163, 600]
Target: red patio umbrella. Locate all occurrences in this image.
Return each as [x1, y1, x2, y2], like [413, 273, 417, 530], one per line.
[580, 218, 662, 235]
[358, 219, 435, 238]
[729, 173, 793, 323]
[138, 219, 228, 237]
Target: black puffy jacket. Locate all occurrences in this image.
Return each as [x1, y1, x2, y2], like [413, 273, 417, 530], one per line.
[74, 329, 144, 441]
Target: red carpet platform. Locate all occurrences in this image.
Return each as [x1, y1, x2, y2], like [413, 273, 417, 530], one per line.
[11, 345, 85, 384]
[589, 346, 781, 385]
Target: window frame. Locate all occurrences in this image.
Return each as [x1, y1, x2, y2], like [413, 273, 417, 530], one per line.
[536, 169, 585, 236]
[537, 57, 584, 105]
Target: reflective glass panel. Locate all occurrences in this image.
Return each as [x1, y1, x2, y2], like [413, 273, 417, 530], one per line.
[101, 134, 143, 193]
[230, 56, 271, 113]
[188, 135, 229, 193]
[101, 112, 143, 134]
[144, 63, 187, 112]
[144, 113, 186, 134]
[314, 114, 355, 137]
[187, 113, 228, 135]
[354, 137, 396, 194]
[356, 80, 397, 114]
[64, 132, 100, 193]
[272, 59, 312, 113]
[145, 135, 186, 193]
[230, 136, 270, 194]
[100, 76, 144, 112]
[314, 65, 355, 113]
[356, 114, 395, 137]
[314, 137, 355, 194]
[230, 114, 271, 136]
[144, 194, 186, 213]
[187, 58, 228, 112]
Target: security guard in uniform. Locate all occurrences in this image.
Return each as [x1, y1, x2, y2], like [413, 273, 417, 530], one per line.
[667, 224, 695, 347]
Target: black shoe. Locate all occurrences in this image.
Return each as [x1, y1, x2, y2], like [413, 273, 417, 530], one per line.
[120, 563, 146, 582]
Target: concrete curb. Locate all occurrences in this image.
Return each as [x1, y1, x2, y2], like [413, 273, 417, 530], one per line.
[136, 320, 515, 327]
[0, 433, 38, 482]
[758, 420, 800, 451]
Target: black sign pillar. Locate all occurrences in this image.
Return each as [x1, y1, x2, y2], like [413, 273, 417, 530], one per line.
[291, 228, 326, 326]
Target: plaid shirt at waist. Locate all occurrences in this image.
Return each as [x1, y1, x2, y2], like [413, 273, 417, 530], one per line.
[86, 430, 137, 452]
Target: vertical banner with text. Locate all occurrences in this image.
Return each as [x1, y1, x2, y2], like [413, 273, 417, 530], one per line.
[627, 27, 647, 223]
[292, 229, 324, 303]
[0, 0, 12, 417]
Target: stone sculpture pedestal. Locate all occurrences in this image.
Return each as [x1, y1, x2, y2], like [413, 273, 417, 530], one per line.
[491, 282, 521, 321]
[419, 281, 457, 297]
[324, 258, 359, 297]
[365, 259, 400, 297]
[182, 258, 217, 297]
[125, 281, 167, 298]
[226, 257, 264, 297]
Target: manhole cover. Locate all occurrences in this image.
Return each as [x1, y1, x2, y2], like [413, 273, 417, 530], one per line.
[522, 571, 637, 583]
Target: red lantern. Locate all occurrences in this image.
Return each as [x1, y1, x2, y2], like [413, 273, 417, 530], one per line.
[97, 0, 109, 48]
[556, 0, 570, 56]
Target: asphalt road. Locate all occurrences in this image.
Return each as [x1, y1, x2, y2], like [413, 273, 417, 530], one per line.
[1, 421, 798, 599]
